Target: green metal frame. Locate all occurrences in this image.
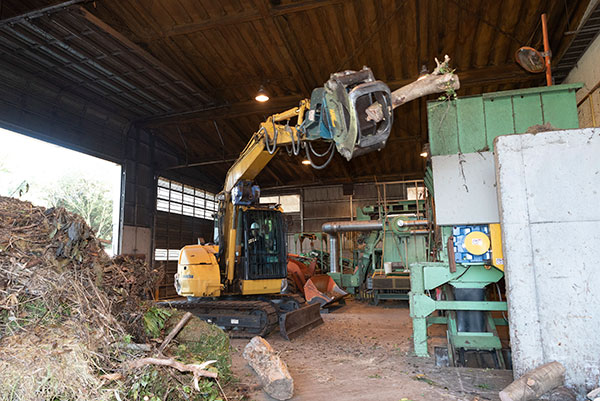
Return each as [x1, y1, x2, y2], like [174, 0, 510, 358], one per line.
[410, 84, 581, 363]
[428, 83, 582, 157]
[409, 262, 507, 359]
[327, 202, 430, 299]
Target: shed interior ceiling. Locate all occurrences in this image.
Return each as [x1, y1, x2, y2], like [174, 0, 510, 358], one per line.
[0, 0, 594, 189]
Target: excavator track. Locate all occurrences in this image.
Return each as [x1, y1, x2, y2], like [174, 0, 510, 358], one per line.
[159, 299, 279, 338]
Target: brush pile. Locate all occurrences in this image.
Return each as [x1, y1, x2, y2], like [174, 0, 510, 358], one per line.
[0, 196, 225, 400]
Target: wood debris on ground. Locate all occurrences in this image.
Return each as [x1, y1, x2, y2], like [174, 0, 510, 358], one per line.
[0, 196, 232, 401]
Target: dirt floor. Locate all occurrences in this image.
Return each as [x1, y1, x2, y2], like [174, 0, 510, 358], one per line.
[230, 299, 513, 401]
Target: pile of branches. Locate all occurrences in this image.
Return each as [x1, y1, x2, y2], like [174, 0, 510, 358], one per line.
[0, 196, 164, 400]
[0, 196, 162, 340]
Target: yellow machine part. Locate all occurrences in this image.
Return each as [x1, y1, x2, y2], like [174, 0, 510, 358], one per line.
[177, 244, 222, 297]
[464, 231, 491, 255]
[240, 279, 282, 295]
[489, 223, 504, 271]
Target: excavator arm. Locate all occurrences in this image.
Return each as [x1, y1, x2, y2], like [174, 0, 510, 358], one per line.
[218, 67, 393, 287]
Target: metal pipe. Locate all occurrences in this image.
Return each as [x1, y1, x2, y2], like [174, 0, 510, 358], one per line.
[541, 13, 552, 86]
[322, 219, 430, 273]
[409, 229, 432, 235]
[322, 220, 384, 233]
[396, 219, 429, 227]
[329, 234, 338, 273]
[323, 220, 383, 274]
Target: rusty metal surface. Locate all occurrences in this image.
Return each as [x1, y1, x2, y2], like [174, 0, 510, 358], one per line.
[304, 274, 349, 308]
[279, 303, 323, 341]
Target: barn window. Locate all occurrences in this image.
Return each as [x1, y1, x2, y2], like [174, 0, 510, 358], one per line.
[157, 177, 218, 220]
[259, 194, 300, 213]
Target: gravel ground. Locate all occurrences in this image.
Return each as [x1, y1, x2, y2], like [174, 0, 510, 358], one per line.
[230, 299, 513, 401]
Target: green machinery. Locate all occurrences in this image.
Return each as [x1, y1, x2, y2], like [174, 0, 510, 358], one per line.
[410, 83, 581, 367]
[323, 199, 431, 302]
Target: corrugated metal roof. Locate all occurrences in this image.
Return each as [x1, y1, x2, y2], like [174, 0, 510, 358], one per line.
[555, 2, 600, 83]
[0, 4, 214, 120]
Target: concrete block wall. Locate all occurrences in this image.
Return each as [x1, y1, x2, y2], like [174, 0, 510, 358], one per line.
[495, 128, 600, 395]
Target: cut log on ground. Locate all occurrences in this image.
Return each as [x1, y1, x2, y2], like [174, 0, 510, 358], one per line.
[499, 361, 565, 401]
[243, 336, 293, 400]
[365, 55, 460, 123]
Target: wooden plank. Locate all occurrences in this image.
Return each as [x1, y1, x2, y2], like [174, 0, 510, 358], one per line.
[163, 0, 345, 38]
[398, 0, 416, 80]
[166, 9, 261, 37]
[492, 0, 525, 65]
[416, 0, 428, 67]
[443, 0, 460, 66]
[374, 0, 395, 81]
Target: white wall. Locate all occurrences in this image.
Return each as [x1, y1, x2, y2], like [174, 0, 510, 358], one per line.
[495, 128, 600, 396]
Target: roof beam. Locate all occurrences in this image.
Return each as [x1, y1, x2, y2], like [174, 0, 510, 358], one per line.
[140, 63, 537, 127]
[138, 95, 303, 127]
[164, 0, 345, 38]
[386, 63, 538, 91]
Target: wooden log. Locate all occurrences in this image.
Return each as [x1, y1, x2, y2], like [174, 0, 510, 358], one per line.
[365, 55, 460, 123]
[499, 361, 565, 401]
[243, 336, 293, 400]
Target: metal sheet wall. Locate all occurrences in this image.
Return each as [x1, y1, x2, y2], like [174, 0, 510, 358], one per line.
[263, 180, 425, 255]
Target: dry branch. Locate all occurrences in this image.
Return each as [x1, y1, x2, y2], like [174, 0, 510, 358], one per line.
[158, 311, 192, 353]
[365, 55, 460, 123]
[127, 357, 218, 379]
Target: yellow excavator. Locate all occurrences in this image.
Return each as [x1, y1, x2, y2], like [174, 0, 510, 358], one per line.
[163, 67, 393, 339]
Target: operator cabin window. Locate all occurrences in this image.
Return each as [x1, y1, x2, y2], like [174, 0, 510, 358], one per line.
[259, 194, 300, 213]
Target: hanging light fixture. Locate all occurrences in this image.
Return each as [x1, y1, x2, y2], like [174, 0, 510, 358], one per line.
[301, 159, 311, 165]
[255, 86, 269, 102]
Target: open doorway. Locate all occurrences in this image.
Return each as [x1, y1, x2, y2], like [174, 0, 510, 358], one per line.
[0, 128, 122, 255]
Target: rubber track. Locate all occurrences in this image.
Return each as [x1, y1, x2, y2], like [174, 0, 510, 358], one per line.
[160, 299, 279, 338]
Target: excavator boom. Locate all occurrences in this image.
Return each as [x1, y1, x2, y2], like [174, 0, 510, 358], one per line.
[170, 67, 393, 340]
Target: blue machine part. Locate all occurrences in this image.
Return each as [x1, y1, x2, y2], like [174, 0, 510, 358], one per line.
[298, 87, 333, 140]
[453, 225, 491, 263]
[232, 180, 260, 206]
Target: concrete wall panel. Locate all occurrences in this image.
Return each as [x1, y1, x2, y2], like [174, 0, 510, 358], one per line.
[495, 128, 600, 395]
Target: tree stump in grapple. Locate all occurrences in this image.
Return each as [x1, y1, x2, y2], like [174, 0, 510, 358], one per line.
[243, 336, 293, 400]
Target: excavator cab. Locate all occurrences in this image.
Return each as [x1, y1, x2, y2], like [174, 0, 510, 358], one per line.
[239, 208, 287, 282]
